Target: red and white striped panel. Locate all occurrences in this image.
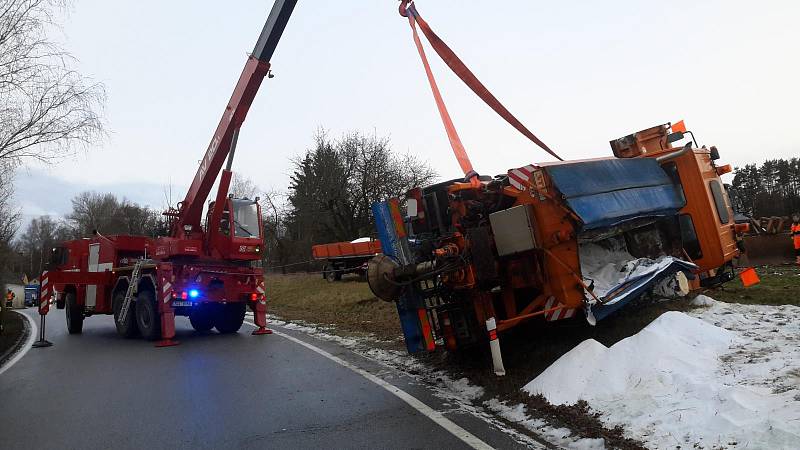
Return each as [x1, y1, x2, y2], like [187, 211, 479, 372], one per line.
[161, 281, 173, 304]
[256, 280, 266, 305]
[507, 164, 535, 191]
[543, 296, 577, 322]
[39, 271, 51, 314]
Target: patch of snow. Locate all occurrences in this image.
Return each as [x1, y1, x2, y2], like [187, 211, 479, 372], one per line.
[523, 307, 800, 449]
[691, 294, 717, 307]
[484, 399, 605, 450]
[442, 377, 484, 402]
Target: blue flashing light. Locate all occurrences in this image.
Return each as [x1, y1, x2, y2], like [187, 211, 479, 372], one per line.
[188, 289, 200, 299]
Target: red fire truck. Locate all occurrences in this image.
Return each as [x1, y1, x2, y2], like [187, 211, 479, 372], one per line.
[39, 0, 298, 346]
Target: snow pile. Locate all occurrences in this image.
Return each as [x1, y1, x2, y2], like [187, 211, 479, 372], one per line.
[523, 309, 800, 448]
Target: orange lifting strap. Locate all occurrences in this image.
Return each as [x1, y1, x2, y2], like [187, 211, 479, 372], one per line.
[399, 0, 563, 181]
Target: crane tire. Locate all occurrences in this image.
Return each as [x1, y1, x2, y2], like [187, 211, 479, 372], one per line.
[189, 305, 215, 333]
[65, 292, 83, 334]
[215, 303, 246, 334]
[135, 289, 161, 341]
[112, 290, 139, 338]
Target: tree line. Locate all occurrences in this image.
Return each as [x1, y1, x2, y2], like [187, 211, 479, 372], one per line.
[0, 130, 436, 281]
[6, 193, 169, 281]
[731, 158, 800, 217]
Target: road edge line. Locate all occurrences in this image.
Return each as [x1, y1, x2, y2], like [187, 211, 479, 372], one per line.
[0, 311, 37, 376]
[244, 320, 494, 450]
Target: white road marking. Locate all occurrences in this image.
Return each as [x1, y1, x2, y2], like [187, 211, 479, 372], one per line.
[243, 320, 494, 450]
[0, 311, 37, 376]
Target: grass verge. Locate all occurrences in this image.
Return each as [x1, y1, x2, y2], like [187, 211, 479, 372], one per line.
[704, 264, 800, 306]
[266, 273, 403, 345]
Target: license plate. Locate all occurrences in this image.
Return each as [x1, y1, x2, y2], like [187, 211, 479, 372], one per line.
[172, 300, 193, 307]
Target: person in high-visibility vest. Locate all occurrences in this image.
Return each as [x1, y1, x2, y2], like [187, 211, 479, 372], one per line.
[5, 289, 13, 308]
[792, 213, 800, 266]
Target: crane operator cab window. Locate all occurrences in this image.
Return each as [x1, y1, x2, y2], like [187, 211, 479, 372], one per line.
[231, 199, 260, 239]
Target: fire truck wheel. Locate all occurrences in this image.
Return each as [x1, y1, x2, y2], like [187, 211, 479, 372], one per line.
[189, 306, 215, 333]
[112, 290, 139, 338]
[65, 292, 83, 334]
[215, 303, 246, 334]
[135, 289, 161, 341]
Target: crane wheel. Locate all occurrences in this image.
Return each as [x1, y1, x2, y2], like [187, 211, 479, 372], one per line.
[135, 289, 161, 341]
[112, 290, 139, 338]
[189, 305, 215, 333]
[215, 303, 246, 334]
[65, 291, 83, 334]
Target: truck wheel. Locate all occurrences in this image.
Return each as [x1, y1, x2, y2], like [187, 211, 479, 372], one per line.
[189, 305, 215, 333]
[215, 303, 246, 334]
[112, 290, 139, 338]
[135, 289, 161, 341]
[326, 269, 340, 282]
[65, 292, 83, 334]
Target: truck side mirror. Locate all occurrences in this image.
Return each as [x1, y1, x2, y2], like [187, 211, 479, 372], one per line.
[709, 146, 720, 161]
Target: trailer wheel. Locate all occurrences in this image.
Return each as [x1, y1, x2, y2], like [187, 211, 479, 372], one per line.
[65, 292, 83, 334]
[215, 303, 246, 334]
[112, 290, 139, 338]
[135, 289, 161, 341]
[325, 267, 341, 282]
[189, 305, 215, 333]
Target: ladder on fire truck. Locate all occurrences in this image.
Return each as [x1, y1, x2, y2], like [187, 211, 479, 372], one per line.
[117, 259, 146, 325]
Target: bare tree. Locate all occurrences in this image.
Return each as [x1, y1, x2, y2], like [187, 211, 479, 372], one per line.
[67, 191, 167, 237]
[0, 0, 105, 166]
[16, 214, 68, 278]
[0, 162, 21, 281]
[230, 173, 259, 199]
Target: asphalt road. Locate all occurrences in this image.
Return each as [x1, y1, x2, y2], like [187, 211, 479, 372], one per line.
[0, 309, 536, 449]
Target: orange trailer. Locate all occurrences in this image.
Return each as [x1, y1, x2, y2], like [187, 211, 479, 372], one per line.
[312, 239, 382, 281]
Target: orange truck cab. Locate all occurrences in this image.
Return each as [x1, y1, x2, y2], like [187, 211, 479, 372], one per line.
[610, 121, 740, 286]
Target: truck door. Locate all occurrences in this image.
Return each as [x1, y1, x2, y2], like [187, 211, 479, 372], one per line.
[85, 243, 100, 308]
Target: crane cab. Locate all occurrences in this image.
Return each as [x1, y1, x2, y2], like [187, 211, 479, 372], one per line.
[206, 197, 264, 261]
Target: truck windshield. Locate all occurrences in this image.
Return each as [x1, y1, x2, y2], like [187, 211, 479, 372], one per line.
[231, 200, 260, 238]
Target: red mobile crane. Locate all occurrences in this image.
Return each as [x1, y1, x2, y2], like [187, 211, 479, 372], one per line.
[39, 0, 298, 346]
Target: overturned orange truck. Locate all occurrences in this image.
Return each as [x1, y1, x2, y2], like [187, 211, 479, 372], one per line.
[368, 122, 744, 368]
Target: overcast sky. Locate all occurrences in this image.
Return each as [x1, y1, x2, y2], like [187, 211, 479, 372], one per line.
[19, 0, 800, 223]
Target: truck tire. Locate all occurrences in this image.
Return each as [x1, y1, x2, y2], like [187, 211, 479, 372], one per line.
[189, 305, 215, 333]
[135, 289, 161, 341]
[65, 292, 83, 334]
[325, 267, 341, 282]
[112, 290, 139, 338]
[215, 303, 246, 334]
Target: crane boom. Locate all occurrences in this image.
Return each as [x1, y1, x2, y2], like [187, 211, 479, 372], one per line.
[174, 0, 298, 237]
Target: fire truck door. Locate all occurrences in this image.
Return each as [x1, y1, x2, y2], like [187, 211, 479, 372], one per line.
[85, 243, 100, 308]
